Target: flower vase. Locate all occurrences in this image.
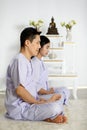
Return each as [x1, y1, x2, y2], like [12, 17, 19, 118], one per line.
[36, 27, 41, 32]
[66, 29, 72, 42]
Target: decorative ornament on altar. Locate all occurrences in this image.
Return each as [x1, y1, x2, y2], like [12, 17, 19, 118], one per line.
[46, 17, 59, 35]
[48, 53, 57, 59]
[29, 19, 44, 32]
[60, 20, 76, 42]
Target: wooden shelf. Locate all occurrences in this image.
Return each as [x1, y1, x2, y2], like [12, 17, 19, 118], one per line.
[44, 60, 64, 62]
[64, 42, 75, 44]
[46, 35, 63, 38]
[50, 47, 64, 50]
[49, 73, 77, 77]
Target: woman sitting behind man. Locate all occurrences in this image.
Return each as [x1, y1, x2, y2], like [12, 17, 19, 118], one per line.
[31, 35, 70, 105]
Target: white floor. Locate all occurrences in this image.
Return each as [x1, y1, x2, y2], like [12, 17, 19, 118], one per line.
[0, 89, 87, 130]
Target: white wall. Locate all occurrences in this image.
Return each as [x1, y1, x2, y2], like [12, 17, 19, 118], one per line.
[0, 0, 87, 90]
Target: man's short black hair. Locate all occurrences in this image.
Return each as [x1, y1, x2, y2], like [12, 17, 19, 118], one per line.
[20, 27, 41, 47]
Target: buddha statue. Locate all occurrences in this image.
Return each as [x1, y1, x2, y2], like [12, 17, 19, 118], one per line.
[46, 17, 59, 35]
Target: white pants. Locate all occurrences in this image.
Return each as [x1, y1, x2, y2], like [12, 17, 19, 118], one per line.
[22, 100, 64, 121]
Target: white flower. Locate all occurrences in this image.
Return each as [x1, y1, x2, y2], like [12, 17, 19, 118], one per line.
[29, 19, 44, 29]
[60, 22, 65, 27]
[60, 20, 76, 30]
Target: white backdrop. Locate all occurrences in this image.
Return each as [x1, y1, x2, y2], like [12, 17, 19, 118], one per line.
[0, 0, 87, 90]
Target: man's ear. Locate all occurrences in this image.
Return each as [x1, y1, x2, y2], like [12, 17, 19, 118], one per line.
[25, 40, 31, 47]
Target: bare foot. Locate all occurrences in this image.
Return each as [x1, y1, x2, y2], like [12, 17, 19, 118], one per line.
[44, 115, 67, 123]
[63, 115, 67, 123]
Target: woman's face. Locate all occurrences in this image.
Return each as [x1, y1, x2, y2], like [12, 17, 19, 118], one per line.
[39, 42, 50, 57]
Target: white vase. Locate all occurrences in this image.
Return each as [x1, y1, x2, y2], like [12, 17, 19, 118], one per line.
[66, 29, 72, 42]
